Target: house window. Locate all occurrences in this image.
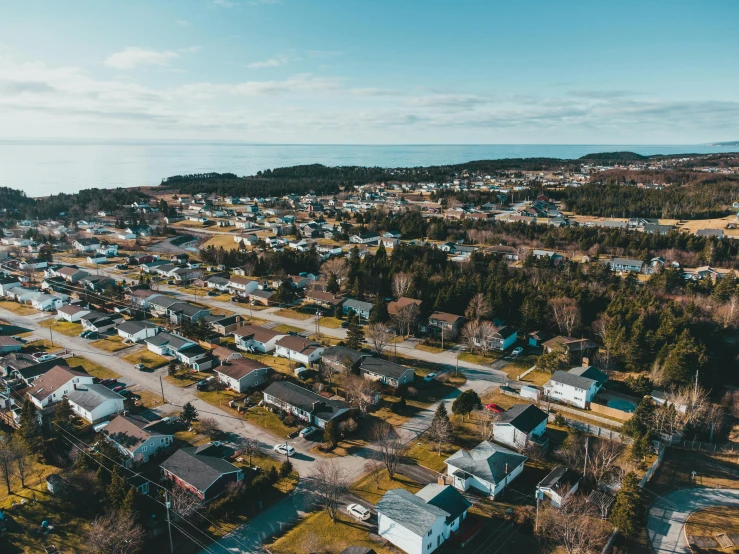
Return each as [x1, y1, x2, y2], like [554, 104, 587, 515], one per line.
[437, 536, 441, 546]
[428, 529, 432, 537]
[142, 446, 147, 452]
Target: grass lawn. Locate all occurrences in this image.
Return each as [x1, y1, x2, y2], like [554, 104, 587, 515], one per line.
[272, 323, 304, 334]
[274, 308, 312, 320]
[415, 343, 445, 354]
[268, 511, 395, 554]
[22, 339, 63, 354]
[202, 233, 242, 251]
[406, 439, 457, 472]
[133, 389, 165, 409]
[648, 449, 739, 497]
[67, 356, 120, 380]
[307, 333, 342, 347]
[502, 352, 539, 379]
[37, 318, 83, 337]
[238, 315, 268, 326]
[686, 505, 739, 544]
[458, 350, 503, 365]
[517, 368, 552, 386]
[90, 334, 132, 352]
[350, 467, 422, 504]
[317, 316, 343, 329]
[122, 348, 169, 369]
[244, 352, 293, 376]
[0, 299, 39, 316]
[164, 369, 207, 387]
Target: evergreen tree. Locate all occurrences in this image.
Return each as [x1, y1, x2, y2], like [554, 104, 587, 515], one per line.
[279, 459, 293, 477]
[369, 297, 390, 324]
[661, 330, 707, 387]
[323, 420, 339, 447]
[326, 273, 340, 294]
[18, 398, 43, 450]
[610, 471, 645, 537]
[346, 315, 365, 350]
[106, 467, 128, 510]
[334, 304, 344, 319]
[452, 390, 481, 421]
[180, 402, 199, 425]
[622, 397, 655, 439]
[433, 402, 450, 426]
[121, 486, 137, 514]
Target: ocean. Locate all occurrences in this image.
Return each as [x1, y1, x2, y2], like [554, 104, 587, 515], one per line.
[0, 140, 733, 198]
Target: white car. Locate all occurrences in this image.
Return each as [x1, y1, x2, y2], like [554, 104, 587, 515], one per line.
[31, 352, 56, 363]
[423, 372, 438, 382]
[511, 347, 524, 357]
[346, 503, 371, 521]
[299, 426, 318, 438]
[274, 444, 295, 457]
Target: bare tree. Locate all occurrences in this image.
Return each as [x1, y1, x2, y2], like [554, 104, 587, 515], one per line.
[169, 487, 202, 521]
[460, 320, 481, 354]
[311, 459, 348, 523]
[12, 437, 34, 488]
[366, 322, 392, 355]
[477, 320, 500, 357]
[537, 494, 610, 554]
[344, 375, 378, 416]
[550, 297, 580, 336]
[239, 437, 259, 467]
[592, 315, 613, 368]
[427, 415, 453, 455]
[195, 417, 223, 440]
[320, 355, 345, 388]
[85, 510, 146, 554]
[0, 435, 16, 494]
[587, 438, 623, 485]
[322, 257, 349, 286]
[392, 272, 412, 299]
[365, 458, 384, 489]
[715, 296, 739, 329]
[465, 293, 492, 321]
[371, 421, 406, 479]
[395, 302, 419, 336]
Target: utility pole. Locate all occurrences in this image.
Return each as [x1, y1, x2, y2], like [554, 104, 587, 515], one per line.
[49, 324, 54, 348]
[694, 370, 699, 397]
[583, 436, 589, 477]
[165, 490, 174, 554]
[159, 375, 166, 404]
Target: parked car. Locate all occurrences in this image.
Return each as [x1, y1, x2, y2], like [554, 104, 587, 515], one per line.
[100, 378, 116, 386]
[485, 403, 504, 413]
[423, 372, 438, 383]
[273, 444, 295, 457]
[114, 264, 128, 270]
[112, 385, 125, 393]
[299, 426, 318, 438]
[119, 389, 133, 398]
[346, 504, 371, 521]
[512, 347, 523, 357]
[207, 291, 218, 296]
[134, 363, 145, 370]
[86, 332, 99, 340]
[196, 380, 209, 391]
[31, 352, 56, 363]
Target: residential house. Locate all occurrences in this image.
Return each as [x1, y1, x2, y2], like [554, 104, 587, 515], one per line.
[0, 277, 22, 297]
[0, 354, 69, 385]
[542, 336, 599, 365]
[473, 324, 518, 351]
[166, 302, 211, 325]
[249, 289, 275, 306]
[262, 380, 351, 428]
[228, 275, 259, 297]
[359, 357, 415, 389]
[66, 383, 125, 423]
[126, 288, 165, 309]
[274, 335, 325, 365]
[606, 257, 645, 273]
[104, 414, 175, 466]
[376, 484, 471, 554]
[0, 336, 23, 355]
[532, 250, 565, 264]
[26, 365, 95, 410]
[116, 320, 161, 343]
[54, 265, 89, 283]
[350, 232, 381, 245]
[388, 297, 423, 317]
[696, 228, 724, 239]
[147, 295, 181, 317]
[80, 275, 115, 292]
[544, 366, 608, 409]
[72, 238, 101, 252]
[145, 332, 197, 359]
[321, 346, 371, 373]
[343, 298, 373, 320]
[205, 314, 243, 336]
[536, 467, 581, 509]
[306, 290, 344, 310]
[427, 312, 464, 337]
[81, 311, 124, 334]
[492, 404, 548, 451]
[233, 324, 285, 353]
[445, 441, 527, 499]
[212, 347, 270, 393]
[160, 444, 244, 502]
[31, 293, 69, 312]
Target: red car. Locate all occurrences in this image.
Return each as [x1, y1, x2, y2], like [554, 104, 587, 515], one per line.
[485, 403, 504, 413]
[112, 385, 125, 393]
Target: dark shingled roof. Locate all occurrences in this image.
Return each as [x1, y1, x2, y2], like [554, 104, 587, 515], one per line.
[359, 357, 412, 380]
[538, 466, 581, 490]
[322, 346, 370, 367]
[445, 441, 527, 486]
[263, 381, 349, 419]
[496, 404, 548, 434]
[160, 445, 241, 493]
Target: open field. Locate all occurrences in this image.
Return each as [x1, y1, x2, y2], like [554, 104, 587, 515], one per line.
[202, 233, 242, 250]
[67, 355, 120, 380]
[0, 300, 39, 316]
[679, 215, 739, 237]
[122, 348, 169, 369]
[274, 308, 312, 320]
[90, 334, 132, 352]
[37, 318, 83, 337]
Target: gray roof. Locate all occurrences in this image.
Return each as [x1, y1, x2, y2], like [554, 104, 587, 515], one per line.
[538, 466, 580, 490]
[375, 488, 448, 537]
[550, 370, 595, 390]
[145, 331, 193, 350]
[445, 441, 527, 485]
[169, 302, 209, 317]
[160, 445, 241, 493]
[343, 298, 373, 312]
[415, 483, 471, 523]
[322, 346, 370, 367]
[360, 357, 412, 380]
[116, 320, 159, 334]
[568, 366, 608, 387]
[263, 381, 349, 420]
[149, 296, 180, 309]
[67, 384, 124, 411]
[609, 257, 644, 268]
[496, 404, 548, 433]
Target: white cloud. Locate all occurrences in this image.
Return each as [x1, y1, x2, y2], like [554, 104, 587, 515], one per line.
[176, 20, 190, 26]
[248, 54, 289, 68]
[105, 47, 179, 70]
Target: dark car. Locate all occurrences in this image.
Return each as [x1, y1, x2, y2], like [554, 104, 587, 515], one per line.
[196, 380, 209, 391]
[340, 321, 349, 328]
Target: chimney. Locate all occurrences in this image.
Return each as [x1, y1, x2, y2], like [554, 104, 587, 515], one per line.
[582, 357, 590, 367]
[437, 475, 446, 486]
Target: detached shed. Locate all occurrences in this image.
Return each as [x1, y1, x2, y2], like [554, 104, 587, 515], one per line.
[46, 474, 66, 495]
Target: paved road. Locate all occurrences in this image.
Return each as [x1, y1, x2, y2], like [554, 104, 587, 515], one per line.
[647, 488, 739, 553]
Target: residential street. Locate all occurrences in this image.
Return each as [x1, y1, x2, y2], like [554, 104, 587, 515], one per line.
[647, 488, 739, 553]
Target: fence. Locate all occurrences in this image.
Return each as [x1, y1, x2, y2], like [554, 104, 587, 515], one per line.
[672, 439, 739, 454]
[548, 413, 627, 443]
[590, 402, 633, 422]
[640, 445, 666, 487]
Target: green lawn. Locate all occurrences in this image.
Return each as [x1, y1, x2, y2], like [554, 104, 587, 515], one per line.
[122, 348, 169, 369]
[37, 318, 83, 336]
[164, 369, 208, 387]
[317, 316, 343, 329]
[67, 356, 120, 380]
[415, 343, 445, 354]
[458, 351, 503, 365]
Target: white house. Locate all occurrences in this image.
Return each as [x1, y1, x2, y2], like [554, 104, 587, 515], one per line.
[445, 441, 527, 499]
[492, 404, 548, 451]
[144, 331, 197, 358]
[66, 384, 125, 423]
[233, 324, 284, 353]
[376, 484, 471, 554]
[104, 414, 175, 466]
[81, 311, 124, 334]
[73, 238, 101, 252]
[56, 304, 91, 323]
[536, 467, 581, 509]
[26, 365, 95, 410]
[274, 335, 324, 365]
[31, 293, 69, 312]
[543, 366, 608, 409]
[0, 277, 22, 297]
[349, 232, 381, 245]
[116, 320, 161, 343]
[212, 347, 270, 393]
[262, 380, 351, 429]
[227, 276, 259, 297]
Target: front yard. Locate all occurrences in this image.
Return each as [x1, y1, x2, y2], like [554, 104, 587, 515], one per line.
[274, 308, 313, 320]
[90, 334, 133, 352]
[67, 355, 120, 380]
[37, 317, 83, 337]
[121, 348, 169, 369]
[272, 323, 304, 334]
[0, 299, 39, 316]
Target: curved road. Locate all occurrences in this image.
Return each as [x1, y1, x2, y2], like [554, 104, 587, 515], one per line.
[648, 488, 739, 553]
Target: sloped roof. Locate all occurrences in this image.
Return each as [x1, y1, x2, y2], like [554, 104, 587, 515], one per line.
[160, 446, 241, 493]
[27, 365, 88, 401]
[104, 414, 174, 453]
[275, 335, 321, 355]
[375, 488, 448, 537]
[263, 381, 349, 419]
[415, 483, 471, 523]
[233, 324, 282, 343]
[67, 384, 124, 412]
[550, 370, 594, 390]
[116, 320, 159, 334]
[359, 357, 412, 380]
[496, 404, 548, 434]
[445, 441, 527, 486]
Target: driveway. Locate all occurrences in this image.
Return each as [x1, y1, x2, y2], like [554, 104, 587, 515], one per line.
[647, 488, 739, 553]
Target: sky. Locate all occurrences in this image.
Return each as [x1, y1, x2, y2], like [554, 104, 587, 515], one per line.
[0, 0, 738, 144]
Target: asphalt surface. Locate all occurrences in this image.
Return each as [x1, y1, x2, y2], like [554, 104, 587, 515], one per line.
[647, 487, 739, 553]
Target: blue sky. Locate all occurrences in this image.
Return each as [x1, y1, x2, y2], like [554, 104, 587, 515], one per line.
[0, 0, 737, 143]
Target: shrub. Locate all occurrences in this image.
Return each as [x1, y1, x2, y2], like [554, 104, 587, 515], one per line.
[283, 414, 296, 426]
[279, 459, 293, 477]
[267, 466, 279, 483]
[339, 418, 359, 436]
